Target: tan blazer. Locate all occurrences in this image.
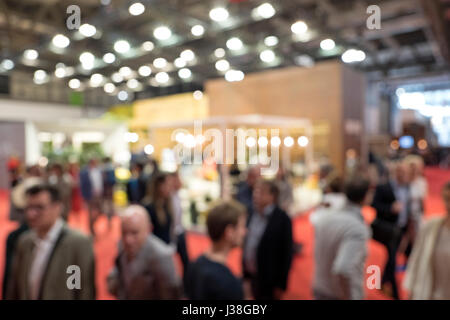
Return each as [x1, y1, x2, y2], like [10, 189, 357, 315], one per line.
[6, 225, 96, 300]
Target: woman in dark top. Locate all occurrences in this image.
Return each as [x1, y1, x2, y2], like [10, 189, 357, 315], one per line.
[144, 173, 173, 244]
[185, 200, 247, 300]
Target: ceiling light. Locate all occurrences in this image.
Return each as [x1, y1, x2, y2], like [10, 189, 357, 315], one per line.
[258, 136, 269, 147]
[225, 69, 244, 82]
[155, 72, 169, 84]
[214, 48, 226, 58]
[191, 25, 205, 37]
[271, 136, 281, 147]
[138, 65, 152, 77]
[127, 79, 139, 89]
[291, 21, 308, 34]
[111, 72, 124, 83]
[34, 69, 47, 83]
[175, 132, 185, 143]
[90, 73, 104, 87]
[215, 59, 230, 72]
[174, 57, 186, 68]
[118, 90, 129, 101]
[1, 59, 14, 70]
[68, 78, 81, 89]
[180, 49, 195, 62]
[246, 137, 256, 148]
[209, 7, 229, 22]
[295, 55, 315, 67]
[103, 52, 116, 64]
[298, 136, 309, 147]
[342, 49, 366, 63]
[193, 90, 203, 100]
[255, 3, 276, 19]
[52, 34, 70, 48]
[79, 52, 95, 66]
[226, 37, 243, 51]
[24, 49, 38, 60]
[54, 67, 66, 78]
[129, 2, 145, 16]
[114, 40, 130, 53]
[284, 136, 294, 147]
[79, 24, 96, 37]
[260, 49, 275, 63]
[264, 36, 278, 47]
[320, 39, 335, 51]
[153, 57, 167, 68]
[142, 41, 154, 51]
[104, 82, 116, 93]
[119, 66, 132, 77]
[154, 26, 172, 40]
[144, 144, 154, 155]
[178, 68, 191, 79]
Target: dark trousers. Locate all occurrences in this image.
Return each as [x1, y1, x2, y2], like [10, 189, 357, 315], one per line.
[177, 232, 189, 276]
[250, 277, 274, 300]
[381, 226, 405, 300]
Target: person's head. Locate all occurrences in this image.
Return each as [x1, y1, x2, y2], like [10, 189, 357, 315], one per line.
[50, 163, 63, 177]
[344, 177, 372, 206]
[253, 179, 279, 212]
[326, 175, 343, 194]
[88, 158, 98, 168]
[443, 182, 450, 217]
[25, 184, 62, 236]
[27, 165, 41, 177]
[246, 166, 261, 187]
[150, 173, 171, 201]
[103, 157, 112, 164]
[207, 200, 247, 248]
[168, 171, 182, 192]
[120, 205, 151, 259]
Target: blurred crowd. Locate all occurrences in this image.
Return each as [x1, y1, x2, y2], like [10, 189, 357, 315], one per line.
[1, 153, 450, 300]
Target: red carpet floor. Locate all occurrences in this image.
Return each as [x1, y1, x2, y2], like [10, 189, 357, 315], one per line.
[0, 167, 449, 300]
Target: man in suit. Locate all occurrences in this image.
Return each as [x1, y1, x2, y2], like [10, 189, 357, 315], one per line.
[6, 184, 96, 300]
[79, 158, 103, 237]
[242, 179, 293, 300]
[372, 162, 411, 300]
[107, 205, 181, 299]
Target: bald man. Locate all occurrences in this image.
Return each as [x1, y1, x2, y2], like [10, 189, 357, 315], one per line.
[107, 205, 181, 299]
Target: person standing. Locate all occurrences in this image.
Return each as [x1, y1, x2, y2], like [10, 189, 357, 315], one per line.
[102, 157, 116, 229]
[186, 200, 247, 300]
[144, 173, 174, 245]
[313, 178, 372, 300]
[371, 162, 411, 300]
[107, 205, 181, 299]
[242, 180, 293, 300]
[168, 172, 189, 277]
[80, 158, 104, 237]
[404, 182, 450, 300]
[235, 166, 260, 220]
[6, 184, 96, 300]
[47, 163, 73, 221]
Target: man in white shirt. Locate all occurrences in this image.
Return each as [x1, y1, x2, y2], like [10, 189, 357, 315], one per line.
[314, 177, 373, 300]
[7, 184, 96, 300]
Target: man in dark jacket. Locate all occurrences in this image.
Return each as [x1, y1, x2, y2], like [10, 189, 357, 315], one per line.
[242, 179, 293, 300]
[371, 162, 411, 300]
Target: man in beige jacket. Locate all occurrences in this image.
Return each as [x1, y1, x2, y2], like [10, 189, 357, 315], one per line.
[6, 184, 96, 300]
[404, 182, 450, 300]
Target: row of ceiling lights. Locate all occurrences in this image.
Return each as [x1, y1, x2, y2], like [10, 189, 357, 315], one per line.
[0, 2, 367, 100]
